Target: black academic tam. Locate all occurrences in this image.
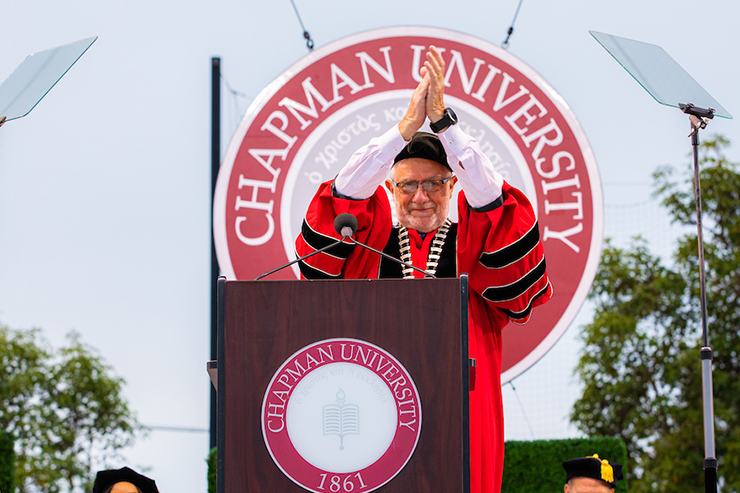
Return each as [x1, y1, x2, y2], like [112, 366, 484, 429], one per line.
[92, 466, 158, 493]
[562, 454, 624, 487]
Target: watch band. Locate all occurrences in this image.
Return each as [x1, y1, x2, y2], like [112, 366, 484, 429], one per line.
[430, 107, 457, 133]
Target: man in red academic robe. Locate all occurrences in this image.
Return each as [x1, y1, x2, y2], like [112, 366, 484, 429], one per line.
[296, 45, 552, 493]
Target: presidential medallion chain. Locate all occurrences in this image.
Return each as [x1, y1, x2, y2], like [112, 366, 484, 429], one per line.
[398, 219, 451, 279]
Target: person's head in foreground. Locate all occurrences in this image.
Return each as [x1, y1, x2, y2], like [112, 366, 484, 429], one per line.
[562, 454, 624, 493]
[92, 466, 159, 493]
[385, 132, 458, 233]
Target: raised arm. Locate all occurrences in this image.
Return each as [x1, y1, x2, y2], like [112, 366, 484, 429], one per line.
[423, 45, 504, 210]
[333, 67, 431, 200]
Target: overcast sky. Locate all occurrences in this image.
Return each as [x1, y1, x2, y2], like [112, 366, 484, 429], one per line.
[1, 1, 738, 491]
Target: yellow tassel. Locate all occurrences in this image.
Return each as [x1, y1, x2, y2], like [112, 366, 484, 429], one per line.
[591, 454, 614, 483]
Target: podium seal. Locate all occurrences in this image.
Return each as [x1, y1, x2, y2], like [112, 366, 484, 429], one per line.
[262, 338, 422, 492]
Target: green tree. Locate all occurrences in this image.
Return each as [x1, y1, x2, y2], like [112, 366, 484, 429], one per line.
[571, 135, 740, 492]
[0, 326, 140, 492]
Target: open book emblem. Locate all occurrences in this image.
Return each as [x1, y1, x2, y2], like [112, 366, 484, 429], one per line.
[323, 388, 359, 450]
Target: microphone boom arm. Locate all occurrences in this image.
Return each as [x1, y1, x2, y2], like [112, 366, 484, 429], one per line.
[254, 237, 347, 280]
[347, 237, 436, 278]
[257, 212, 436, 280]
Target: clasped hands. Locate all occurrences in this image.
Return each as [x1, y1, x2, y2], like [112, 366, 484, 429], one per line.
[398, 45, 447, 141]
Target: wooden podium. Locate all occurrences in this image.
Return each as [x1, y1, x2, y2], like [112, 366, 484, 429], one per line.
[216, 276, 470, 493]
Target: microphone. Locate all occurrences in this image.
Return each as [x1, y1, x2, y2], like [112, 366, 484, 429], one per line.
[336, 213, 435, 279]
[334, 213, 358, 238]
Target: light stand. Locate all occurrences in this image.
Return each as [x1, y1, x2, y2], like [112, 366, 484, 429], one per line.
[590, 30, 733, 493]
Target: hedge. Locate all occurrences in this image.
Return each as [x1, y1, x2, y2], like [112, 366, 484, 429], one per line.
[206, 437, 628, 492]
[0, 432, 14, 493]
[207, 447, 216, 493]
[502, 437, 628, 492]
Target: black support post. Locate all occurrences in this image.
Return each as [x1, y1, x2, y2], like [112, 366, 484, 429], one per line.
[210, 56, 221, 450]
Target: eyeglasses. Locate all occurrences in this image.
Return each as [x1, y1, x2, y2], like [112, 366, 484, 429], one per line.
[390, 175, 454, 194]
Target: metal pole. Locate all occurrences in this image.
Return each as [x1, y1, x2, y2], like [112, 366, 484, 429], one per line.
[210, 56, 221, 451]
[688, 118, 718, 493]
[691, 127, 710, 349]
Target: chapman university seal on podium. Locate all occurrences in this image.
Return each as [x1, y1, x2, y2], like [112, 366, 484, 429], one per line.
[262, 338, 422, 492]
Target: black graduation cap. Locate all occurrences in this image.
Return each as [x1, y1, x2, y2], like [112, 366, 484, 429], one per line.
[562, 454, 624, 487]
[393, 132, 451, 171]
[92, 467, 158, 493]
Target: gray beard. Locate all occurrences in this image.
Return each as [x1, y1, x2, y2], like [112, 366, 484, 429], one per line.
[394, 200, 450, 233]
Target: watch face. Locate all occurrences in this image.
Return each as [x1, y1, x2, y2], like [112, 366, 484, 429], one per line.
[446, 108, 457, 124]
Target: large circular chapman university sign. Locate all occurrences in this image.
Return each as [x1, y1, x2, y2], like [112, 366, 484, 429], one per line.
[214, 27, 603, 383]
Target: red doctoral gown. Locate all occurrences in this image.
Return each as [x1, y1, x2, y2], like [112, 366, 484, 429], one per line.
[296, 177, 552, 493]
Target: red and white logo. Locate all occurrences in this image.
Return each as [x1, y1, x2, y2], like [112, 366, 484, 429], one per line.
[214, 27, 603, 382]
[262, 338, 422, 493]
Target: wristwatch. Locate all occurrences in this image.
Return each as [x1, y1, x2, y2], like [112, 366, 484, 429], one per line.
[430, 107, 458, 133]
